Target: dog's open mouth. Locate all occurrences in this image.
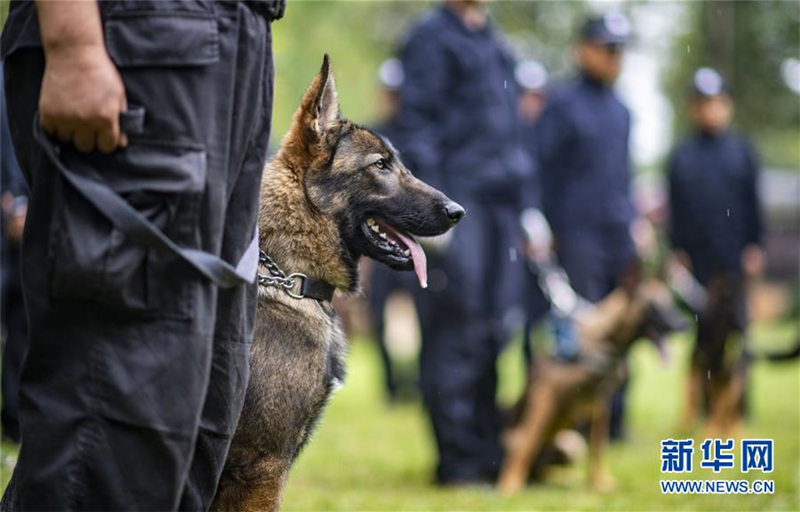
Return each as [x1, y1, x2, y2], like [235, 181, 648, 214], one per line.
[361, 217, 428, 288]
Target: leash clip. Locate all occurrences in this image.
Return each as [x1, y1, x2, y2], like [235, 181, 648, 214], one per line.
[284, 273, 308, 299]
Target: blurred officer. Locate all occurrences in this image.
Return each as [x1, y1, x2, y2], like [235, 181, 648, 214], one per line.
[535, 13, 637, 439]
[668, 68, 764, 286]
[668, 68, 764, 426]
[1, 0, 283, 509]
[395, 0, 533, 484]
[515, 60, 552, 367]
[368, 58, 418, 402]
[1, 62, 29, 445]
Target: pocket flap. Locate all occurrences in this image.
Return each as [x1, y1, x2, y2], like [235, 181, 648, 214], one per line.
[66, 141, 207, 195]
[105, 13, 219, 67]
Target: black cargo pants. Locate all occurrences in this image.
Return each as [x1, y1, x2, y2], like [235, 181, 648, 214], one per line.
[2, 2, 271, 509]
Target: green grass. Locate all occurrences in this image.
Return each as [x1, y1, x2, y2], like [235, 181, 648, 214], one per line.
[281, 322, 799, 511]
[1, 322, 797, 510]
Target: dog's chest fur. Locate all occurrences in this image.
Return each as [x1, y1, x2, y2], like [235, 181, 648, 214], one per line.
[252, 291, 345, 448]
[219, 291, 346, 495]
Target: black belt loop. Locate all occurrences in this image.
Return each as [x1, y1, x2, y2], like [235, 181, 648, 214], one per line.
[33, 112, 259, 289]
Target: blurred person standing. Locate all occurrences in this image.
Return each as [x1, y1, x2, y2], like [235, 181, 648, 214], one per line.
[668, 68, 764, 288]
[535, 14, 637, 439]
[1, 62, 29, 445]
[395, 0, 533, 484]
[668, 68, 764, 422]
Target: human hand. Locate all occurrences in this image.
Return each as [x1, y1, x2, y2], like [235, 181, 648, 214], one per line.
[1, 192, 26, 243]
[39, 44, 128, 153]
[742, 245, 765, 278]
[669, 250, 692, 272]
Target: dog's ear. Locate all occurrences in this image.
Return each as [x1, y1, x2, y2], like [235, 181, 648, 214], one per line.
[281, 55, 342, 171]
[313, 54, 341, 135]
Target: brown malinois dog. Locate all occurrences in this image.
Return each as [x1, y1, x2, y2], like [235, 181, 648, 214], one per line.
[211, 56, 464, 511]
[498, 269, 685, 494]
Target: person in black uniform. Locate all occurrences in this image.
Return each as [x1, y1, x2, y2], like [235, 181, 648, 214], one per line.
[668, 68, 764, 375]
[1, 1, 283, 509]
[668, 68, 764, 286]
[395, 0, 534, 484]
[535, 14, 637, 439]
[1, 62, 29, 445]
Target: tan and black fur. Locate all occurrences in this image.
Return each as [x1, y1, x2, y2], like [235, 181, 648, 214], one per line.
[680, 275, 749, 437]
[212, 56, 463, 511]
[499, 270, 685, 494]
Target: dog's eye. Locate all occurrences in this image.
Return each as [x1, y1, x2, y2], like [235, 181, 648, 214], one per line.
[373, 158, 387, 170]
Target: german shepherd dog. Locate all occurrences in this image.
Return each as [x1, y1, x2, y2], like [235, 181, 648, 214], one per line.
[680, 274, 750, 437]
[498, 269, 686, 494]
[211, 56, 464, 511]
[679, 272, 800, 437]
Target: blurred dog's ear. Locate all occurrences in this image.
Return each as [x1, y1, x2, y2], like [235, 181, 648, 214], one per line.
[618, 258, 643, 295]
[313, 54, 340, 135]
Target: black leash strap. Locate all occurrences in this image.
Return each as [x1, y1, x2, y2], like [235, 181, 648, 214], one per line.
[33, 109, 259, 289]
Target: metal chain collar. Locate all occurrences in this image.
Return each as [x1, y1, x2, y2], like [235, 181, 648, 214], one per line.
[258, 251, 308, 299]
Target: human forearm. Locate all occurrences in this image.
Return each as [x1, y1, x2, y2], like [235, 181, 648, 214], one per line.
[35, 1, 127, 153]
[36, 0, 104, 54]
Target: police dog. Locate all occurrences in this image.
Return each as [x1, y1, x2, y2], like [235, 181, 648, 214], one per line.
[498, 269, 686, 494]
[212, 56, 464, 511]
[679, 274, 749, 437]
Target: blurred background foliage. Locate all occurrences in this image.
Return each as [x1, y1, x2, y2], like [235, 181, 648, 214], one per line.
[664, 0, 800, 170]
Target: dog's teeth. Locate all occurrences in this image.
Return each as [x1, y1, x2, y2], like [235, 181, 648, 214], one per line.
[379, 232, 387, 239]
[404, 249, 410, 256]
[367, 218, 376, 226]
[371, 225, 380, 232]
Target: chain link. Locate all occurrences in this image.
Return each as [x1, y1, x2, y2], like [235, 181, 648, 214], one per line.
[258, 251, 308, 299]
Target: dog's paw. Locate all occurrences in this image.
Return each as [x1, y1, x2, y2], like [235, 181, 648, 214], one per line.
[590, 473, 617, 493]
[498, 472, 526, 496]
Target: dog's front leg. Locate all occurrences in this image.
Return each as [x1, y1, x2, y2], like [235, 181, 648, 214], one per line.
[212, 456, 290, 512]
[498, 386, 556, 495]
[679, 361, 703, 432]
[588, 395, 615, 492]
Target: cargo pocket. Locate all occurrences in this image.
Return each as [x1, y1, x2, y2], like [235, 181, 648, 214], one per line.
[103, 10, 219, 68]
[48, 141, 207, 317]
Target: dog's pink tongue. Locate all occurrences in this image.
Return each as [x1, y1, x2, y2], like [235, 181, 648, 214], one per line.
[394, 231, 428, 288]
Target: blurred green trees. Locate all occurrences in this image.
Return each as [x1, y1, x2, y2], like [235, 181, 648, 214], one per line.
[665, 0, 800, 169]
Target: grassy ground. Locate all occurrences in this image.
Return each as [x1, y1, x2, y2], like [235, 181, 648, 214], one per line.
[1, 321, 798, 510]
[281, 321, 799, 511]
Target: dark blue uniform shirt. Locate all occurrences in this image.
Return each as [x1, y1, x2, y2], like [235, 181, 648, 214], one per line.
[536, 74, 634, 230]
[668, 130, 763, 282]
[395, 6, 531, 206]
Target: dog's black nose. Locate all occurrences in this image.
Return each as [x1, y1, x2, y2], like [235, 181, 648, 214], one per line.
[444, 201, 466, 224]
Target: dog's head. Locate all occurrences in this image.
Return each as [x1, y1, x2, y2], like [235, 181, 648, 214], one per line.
[613, 264, 688, 357]
[271, 55, 464, 290]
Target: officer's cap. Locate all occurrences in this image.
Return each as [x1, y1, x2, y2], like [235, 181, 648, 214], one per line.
[691, 67, 729, 98]
[580, 13, 631, 46]
[378, 58, 404, 91]
[515, 60, 548, 92]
